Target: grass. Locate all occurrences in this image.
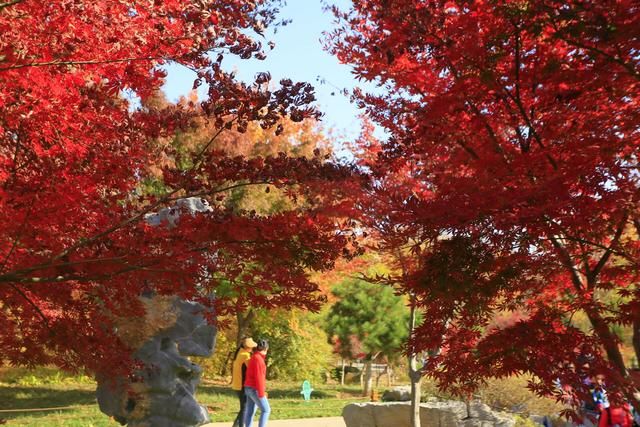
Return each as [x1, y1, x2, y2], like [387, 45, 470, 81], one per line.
[198, 381, 367, 422]
[0, 367, 561, 426]
[0, 369, 367, 426]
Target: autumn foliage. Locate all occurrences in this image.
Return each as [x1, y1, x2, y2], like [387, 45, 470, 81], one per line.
[330, 0, 640, 406]
[0, 0, 359, 375]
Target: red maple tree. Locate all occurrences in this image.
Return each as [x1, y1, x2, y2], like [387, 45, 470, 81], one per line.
[331, 0, 640, 407]
[0, 0, 359, 376]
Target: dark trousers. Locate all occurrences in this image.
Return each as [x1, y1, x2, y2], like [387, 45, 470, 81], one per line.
[233, 389, 246, 427]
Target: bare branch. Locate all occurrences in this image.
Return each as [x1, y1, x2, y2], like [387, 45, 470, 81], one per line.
[0, 0, 23, 10]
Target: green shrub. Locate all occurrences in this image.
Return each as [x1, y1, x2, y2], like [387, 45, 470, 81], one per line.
[252, 309, 334, 382]
[514, 415, 539, 427]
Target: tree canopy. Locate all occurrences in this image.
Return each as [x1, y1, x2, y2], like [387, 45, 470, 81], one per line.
[325, 278, 408, 361]
[329, 0, 640, 405]
[0, 0, 360, 376]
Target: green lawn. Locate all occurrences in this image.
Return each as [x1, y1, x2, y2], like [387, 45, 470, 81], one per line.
[0, 377, 367, 426]
[0, 367, 560, 426]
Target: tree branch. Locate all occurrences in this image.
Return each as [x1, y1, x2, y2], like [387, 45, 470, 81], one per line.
[0, 56, 167, 72]
[548, 234, 585, 292]
[454, 139, 480, 160]
[8, 283, 53, 335]
[0, 0, 23, 10]
[0, 200, 33, 273]
[538, 236, 635, 264]
[4, 261, 164, 284]
[543, 9, 640, 81]
[0, 256, 129, 283]
[191, 117, 239, 170]
[560, 37, 640, 81]
[503, 21, 558, 170]
[588, 213, 629, 287]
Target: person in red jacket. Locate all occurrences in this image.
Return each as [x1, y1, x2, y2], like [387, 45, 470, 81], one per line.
[243, 339, 271, 427]
[598, 404, 633, 427]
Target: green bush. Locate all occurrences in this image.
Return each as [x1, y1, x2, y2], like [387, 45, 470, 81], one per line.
[514, 415, 539, 427]
[252, 309, 334, 382]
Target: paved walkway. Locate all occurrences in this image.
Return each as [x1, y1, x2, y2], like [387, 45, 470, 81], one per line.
[204, 417, 346, 427]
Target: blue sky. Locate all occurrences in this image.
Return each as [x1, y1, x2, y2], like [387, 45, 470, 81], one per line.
[162, 0, 368, 154]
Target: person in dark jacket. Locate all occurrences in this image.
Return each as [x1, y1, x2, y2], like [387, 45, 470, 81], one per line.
[243, 339, 270, 427]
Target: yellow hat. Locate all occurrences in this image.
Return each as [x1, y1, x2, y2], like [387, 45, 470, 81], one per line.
[243, 337, 257, 348]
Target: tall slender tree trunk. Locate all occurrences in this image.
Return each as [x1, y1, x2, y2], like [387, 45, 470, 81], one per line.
[633, 317, 640, 368]
[550, 232, 638, 409]
[363, 358, 373, 397]
[409, 359, 422, 427]
[633, 220, 640, 368]
[219, 350, 235, 377]
[235, 309, 254, 346]
[586, 306, 640, 412]
[586, 309, 627, 377]
[408, 293, 421, 427]
[220, 309, 255, 377]
[341, 358, 346, 386]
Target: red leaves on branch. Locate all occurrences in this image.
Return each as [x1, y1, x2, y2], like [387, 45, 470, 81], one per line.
[0, 1, 359, 376]
[331, 0, 640, 405]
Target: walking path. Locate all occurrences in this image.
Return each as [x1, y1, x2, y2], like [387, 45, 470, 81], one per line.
[204, 416, 346, 427]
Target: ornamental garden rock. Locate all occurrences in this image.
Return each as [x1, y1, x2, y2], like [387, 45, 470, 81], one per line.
[96, 295, 216, 427]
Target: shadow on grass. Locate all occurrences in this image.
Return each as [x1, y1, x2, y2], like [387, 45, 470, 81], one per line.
[198, 384, 334, 400]
[267, 388, 333, 399]
[0, 385, 97, 410]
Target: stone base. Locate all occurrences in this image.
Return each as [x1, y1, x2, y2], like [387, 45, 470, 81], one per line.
[342, 400, 515, 427]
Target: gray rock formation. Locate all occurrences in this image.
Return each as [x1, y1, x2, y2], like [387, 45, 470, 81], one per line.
[97, 296, 216, 427]
[343, 399, 515, 427]
[144, 197, 213, 228]
[381, 386, 412, 402]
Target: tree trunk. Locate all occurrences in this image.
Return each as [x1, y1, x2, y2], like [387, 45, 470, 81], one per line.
[586, 309, 627, 377]
[387, 364, 392, 387]
[585, 308, 640, 412]
[235, 309, 254, 346]
[409, 361, 422, 427]
[220, 309, 255, 377]
[633, 317, 640, 368]
[341, 358, 346, 386]
[363, 358, 373, 397]
[219, 350, 234, 376]
[375, 364, 388, 388]
[408, 293, 421, 427]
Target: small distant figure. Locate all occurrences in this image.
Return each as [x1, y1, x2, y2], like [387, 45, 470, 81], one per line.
[300, 380, 313, 401]
[591, 374, 610, 411]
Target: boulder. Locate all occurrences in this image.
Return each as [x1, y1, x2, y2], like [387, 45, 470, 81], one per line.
[381, 386, 412, 402]
[420, 400, 469, 426]
[465, 400, 516, 427]
[343, 400, 516, 427]
[96, 296, 216, 427]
